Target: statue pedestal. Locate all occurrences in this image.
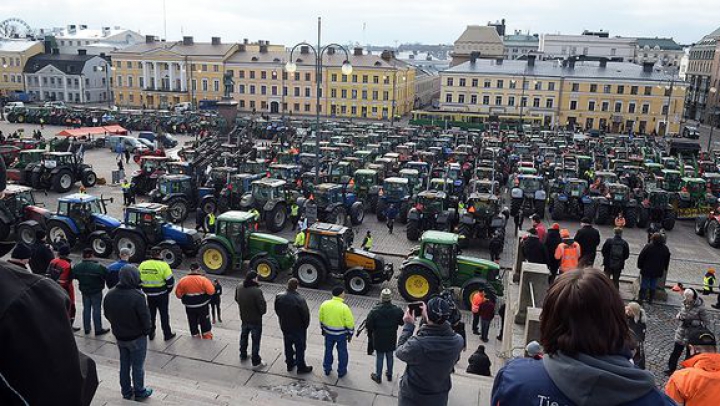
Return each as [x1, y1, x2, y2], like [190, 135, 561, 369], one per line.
[216, 97, 238, 136]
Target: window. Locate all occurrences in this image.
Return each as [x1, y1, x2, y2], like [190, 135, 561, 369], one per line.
[249, 71, 255, 79]
[331, 89, 337, 98]
[213, 65, 219, 72]
[261, 85, 267, 95]
[588, 101, 596, 111]
[509, 80, 517, 89]
[644, 86, 652, 96]
[294, 72, 301, 81]
[331, 74, 337, 82]
[570, 100, 578, 110]
[305, 87, 311, 97]
[445, 93, 452, 103]
[497, 80, 504, 89]
[483, 80, 491, 88]
[628, 102, 636, 113]
[351, 106, 357, 115]
[630, 86, 639, 95]
[127, 61, 133, 69]
[447, 78, 454, 86]
[213, 80, 220, 92]
[571, 83, 580, 92]
[383, 91, 389, 101]
[589, 84, 597, 93]
[202, 64, 208, 72]
[470, 95, 477, 104]
[239, 100, 245, 108]
[617, 85, 625, 94]
[294, 87, 300, 97]
[583, 47, 589, 55]
[261, 71, 267, 79]
[362, 75, 368, 83]
[305, 73, 312, 82]
[471, 79, 478, 87]
[664, 87, 672, 97]
[116, 76, 122, 87]
[372, 90, 378, 100]
[361, 90, 367, 100]
[614, 102, 622, 113]
[128, 76, 133, 88]
[238, 70, 245, 79]
[496, 96, 503, 106]
[202, 79, 208, 91]
[533, 97, 540, 108]
[482, 95, 490, 105]
[249, 85, 255, 94]
[191, 79, 196, 91]
[352, 74, 357, 83]
[305, 103, 311, 112]
[458, 94, 465, 103]
[508, 96, 515, 106]
[238, 84, 245, 94]
[548, 82, 555, 91]
[250, 101, 256, 109]
[534, 81, 542, 91]
[294, 103, 300, 112]
[373, 75, 379, 84]
[601, 101, 609, 112]
[351, 89, 357, 99]
[459, 78, 466, 87]
[139, 77, 144, 88]
[642, 103, 650, 114]
[341, 89, 347, 98]
[662, 105, 668, 115]
[271, 86, 277, 96]
[546, 99, 554, 109]
[610, 48, 617, 56]
[603, 85, 611, 93]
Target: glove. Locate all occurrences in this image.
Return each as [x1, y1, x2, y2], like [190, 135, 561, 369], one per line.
[347, 335, 352, 343]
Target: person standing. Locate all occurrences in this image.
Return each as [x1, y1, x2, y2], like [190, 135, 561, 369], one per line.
[637, 233, 671, 304]
[294, 229, 306, 248]
[614, 212, 626, 229]
[470, 290, 485, 335]
[366, 288, 404, 383]
[29, 230, 54, 275]
[702, 268, 716, 295]
[466, 345, 492, 377]
[289, 202, 300, 231]
[195, 207, 207, 233]
[544, 223, 563, 284]
[47, 244, 80, 331]
[235, 271, 267, 368]
[521, 228, 549, 265]
[175, 263, 215, 339]
[554, 229, 581, 274]
[106, 248, 131, 289]
[72, 248, 110, 336]
[601, 227, 631, 289]
[121, 179, 134, 206]
[319, 287, 355, 377]
[103, 265, 153, 401]
[138, 247, 176, 341]
[361, 230, 373, 251]
[665, 328, 720, 405]
[396, 297, 464, 406]
[626, 302, 647, 369]
[531, 215, 546, 243]
[513, 207, 524, 235]
[210, 279, 223, 324]
[489, 230, 504, 263]
[574, 218, 601, 267]
[386, 204, 398, 234]
[124, 148, 131, 165]
[478, 297, 496, 343]
[274, 278, 313, 374]
[666, 288, 708, 375]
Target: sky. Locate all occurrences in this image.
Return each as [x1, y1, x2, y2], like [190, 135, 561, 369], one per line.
[2, 0, 720, 47]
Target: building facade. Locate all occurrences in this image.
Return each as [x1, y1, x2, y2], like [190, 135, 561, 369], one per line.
[633, 38, 684, 69]
[414, 67, 440, 108]
[0, 39, 45, 98]
[503, 32, 539, 60]
[450, 25, 504, 66]
[539, 32, 636, 62]
[47, 24, 144, 55]
[684, 26, 720, 122]
[24, 50, 111, 103]
[439, 56, 686, 135]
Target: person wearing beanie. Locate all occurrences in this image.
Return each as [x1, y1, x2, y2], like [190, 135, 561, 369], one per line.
[637, 232, 671, 305]
[175, 264, 216, 339]
[138, 247, 175, 341]
[666, 328, 720, 405]
[466, 344, 492, 377]
[103, 265, 153, 400]
[544, 223, 563, 284]
[71, 248, 110, 336]
[574, 217, 601, 267]
[525, 341, 544, 360]
[366, 288, 404, 383]
[274, 278, 312, 374]
[666, 288, 708, 376]
[601, 227, 630, 289]
[46, 244, 80, 331]
[318, 287, 355, 377]
[703, 268, 716, 295]
[554, 229, 582, 273]
[106, 247, 131, 289]
[8, 242, 32, 269]
[396, 296, 464, 405]
[29, 229, 54, 275]
[234, 270, 267, 368]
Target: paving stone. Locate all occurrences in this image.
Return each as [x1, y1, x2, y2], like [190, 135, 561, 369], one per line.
[160, 357, 253, 387]
[163, 335, 229, 362]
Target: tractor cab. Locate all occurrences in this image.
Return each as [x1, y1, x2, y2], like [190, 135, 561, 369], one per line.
[245, 178, 287, 206]
[563, 178, 588, 198]
[399, 168, 422, 193]
[269, 164, 302, 183]
[139, 156, 170, 175]
[165, 161, 193, 176]
[10, 148, 43, 169]
[329, 161, 353, 184]
[380, 177, 410, 201]
[353, 169, 379, 194]
[206, 167, 238, 192]
[466, 193, 500, 216]
[415, 190, 447, 215]
[661, 169, 682, 192]
[703, 173, 720, 197]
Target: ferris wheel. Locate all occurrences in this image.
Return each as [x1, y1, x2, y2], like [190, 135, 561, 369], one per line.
[0, 18, 33, 39]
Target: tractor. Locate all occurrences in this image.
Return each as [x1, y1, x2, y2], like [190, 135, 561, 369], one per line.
[5, 149, 43, 185]
[0, 185, 48, 244]
[298, 183, 365, 226]
[148, 174, 215, 223]
[45, 194, 120, 257]
[592, 183, 638, 227]
[197, 211, 294, 279]
[550, 178, 595, 221]
[130, 156, 171, 195]
[456, 192, 506, 249]
[406, 190, 457, 241]
[238, 178, 298, 232]
[112, 203, 201, 268]
[397, 231, 503, 307]
[210, 173, 265, 213]
[510, 174, 546, 219]
[638, 189, 676, 231]
[292, 222, 394, 295]
[376, 177, 411, 223]
[29, 152, 97, 193]
[353, 169, 381, 212]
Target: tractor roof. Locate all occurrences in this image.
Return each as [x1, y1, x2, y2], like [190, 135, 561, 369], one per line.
[355, 169, 377, 175]
[141, 156, 170, 161]
[399, 168, 420, 175]
[421, 230, 458, 245]
[316, 183, 341, 191]
[567, 178, 588, 185]
[21, 149, 44, 154]
[128, 202, 166, 213]
[384, 177, 409, 185]
[59, 193, 99, 203]
[468, 192, 498, 201]
[44, 151, 72, 157]
[309, 222, 348, 236]
[233, 173, 261, 180]
[419, 190, 447, 198]
[162, 174, 192, 182]
[217, 211, 255, 223]
[3, 184, 33, 195]
[269, 163, 301, 169]
[704, 173, 720, 178]
[252, 178, 286, 187]
[683, 177, 705, 183]
[662, 169, 681, 174]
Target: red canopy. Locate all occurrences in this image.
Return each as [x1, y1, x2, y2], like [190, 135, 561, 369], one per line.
[56, 125, 128, 137]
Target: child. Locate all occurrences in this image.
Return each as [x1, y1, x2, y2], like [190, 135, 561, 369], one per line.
[703, 268, 716, 295]
[466, 345, 491, 377]
[210, 279, 223, 323]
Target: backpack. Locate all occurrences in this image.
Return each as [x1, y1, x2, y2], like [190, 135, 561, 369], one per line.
[607, 239, 626, 270]
[45, 260, 65, 282]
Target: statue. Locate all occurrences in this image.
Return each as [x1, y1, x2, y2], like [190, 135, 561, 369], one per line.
[223, 71, 234, 98]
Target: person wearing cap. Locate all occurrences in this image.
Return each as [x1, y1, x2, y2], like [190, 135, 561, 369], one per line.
[28, 230, 54, 275]
[366, 288, 404, 383]
[106, 247, 131, 289]
[601, 227, 631, 289]
[46, 244, 80, 331]
[72, 248, 110, 336]
[544, 223, 563, 283]
[138, 247, 176, 341]
[666, 328, 720, 405]
[521, 227, 549, 265]
[531, 215, 546, 243]
[574, 217, 601, 267]
[235, 271, 267, 368]
[554, 229, 581, 273]
[103, 265, 154, 400]
[274, 278, 312, 374]
[175, 264, 215, 339]
[396, 296, 464, 405]
[318, 287, 355, 377]
[525, 340, 543, 360]
[666, 288, 709, 375]
[702, 268, 716, 295]
[466, 344, 491, 377]
[637, 232, 671, 305]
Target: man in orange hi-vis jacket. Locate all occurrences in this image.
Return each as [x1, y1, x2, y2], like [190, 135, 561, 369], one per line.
[555, 229, 581, 273]
[175, 263, 216, 339]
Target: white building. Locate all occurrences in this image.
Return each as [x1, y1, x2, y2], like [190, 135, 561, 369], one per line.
[43, 24, 143, 55]
[539, 32, 636, 62]
[503, 31, 539, 60]
[23, 50, 111, 103]
[633, 37, 684, 69]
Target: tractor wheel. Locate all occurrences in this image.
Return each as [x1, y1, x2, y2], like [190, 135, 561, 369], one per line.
[344, 268, 372, 296]
[535, 200, 546, 220]
[695, 217, 707, 236]
[30, 172, 42, 189]
[53, 169, 74, 193]
[457, 223, 472, 249]
[551, 199, 565, 221]
[16, 222, 40, 245]
[708, 221, 720, 248]
[201, 197, 217, 216]
[583, 201, 596, 221]
[399, 203, 409, 224]
[369, 195, 378, 214]
[462, 282, 494, 310]
[596, 204, 610, 225]
[663, 211, 676, 231]
[89, 232, 113, 258]
[397, 265, 439, 303]
[159, 243, 184, 269]
[625, 208, 638, 228]
[292, 255, 327, 289]
[350, 202, 365, 226]
[198, 242, 231, 275]
[328, 206, 346, 226]
[250, 256, 280, 282]
[376, 199, 387, 222]
[638, 208, 650, 228]
[81, 171, 97, 188]
[113, 232, 147, 263]
[406, 219, 421, 241]
[217, 196, 229, 213]
[266, 203, 287, 233]
[167, 197, 189, 223]
[48, 221, 77, 247]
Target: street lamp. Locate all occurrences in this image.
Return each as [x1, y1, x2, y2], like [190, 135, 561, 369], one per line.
[286, 17, 352, 186]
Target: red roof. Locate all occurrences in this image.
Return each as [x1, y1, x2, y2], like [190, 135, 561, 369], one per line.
[56, 125, 128, 137]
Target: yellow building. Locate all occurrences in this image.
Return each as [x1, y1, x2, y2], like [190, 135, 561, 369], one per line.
[0, 39, 44, 97]
[436, 55, 687, 135]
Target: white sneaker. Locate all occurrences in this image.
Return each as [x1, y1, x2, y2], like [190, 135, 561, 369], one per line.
[252, 361, 267, 369]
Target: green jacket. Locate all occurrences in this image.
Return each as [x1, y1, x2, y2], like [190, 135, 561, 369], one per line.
[72, 260, 108, 295]
[234, 280, 267, 324]
[366, 302, 404, 352]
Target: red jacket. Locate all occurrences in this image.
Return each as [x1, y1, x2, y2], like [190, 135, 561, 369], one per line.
[479, 300, 496, 321]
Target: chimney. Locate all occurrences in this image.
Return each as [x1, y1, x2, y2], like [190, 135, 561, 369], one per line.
[68, 25, 76, 34]
[527, 54, 536, 67]
[353, 47, 363, 56]
[145, 35, 156, 44]
[238, 44, 246, 52]
[78, 49, 87, 56]
[243, 38, 249, 44]
[381, 50, 392, 61]
[79, 24, 87, 30]
[642, 62, 654, 73]
[182, 36, 194, 46]
[599, 58, 608, 68]
[496, 58, 504, 65]
[568, 56, 576, 69]
[102, 27, 111, 37]
[259, 44, 268, 53]
[211, 37, 221, 45]
[470, 51, 480, 64]
[300, 46, 309, 54]
[99, 52, 106, 58]
[52, 48, 60, 55]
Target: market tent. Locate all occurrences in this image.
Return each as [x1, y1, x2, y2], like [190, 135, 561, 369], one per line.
[56, 125, 128, 137]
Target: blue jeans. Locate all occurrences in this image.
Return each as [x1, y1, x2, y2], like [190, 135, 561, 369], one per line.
[283, 330, 308, 369]
[323, 334, 348, 375]
[375, 351, 394, 377]
[82, 292, 104, 333]
[117, 336, 148, 398]
[240, 323, 262, 365]
[641, 277, 658, 290]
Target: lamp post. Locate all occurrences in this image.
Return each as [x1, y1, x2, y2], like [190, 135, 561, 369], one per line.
[657, 72, 677, 137]
[285, 17, 353, 185]
[707, 87, 718, 152]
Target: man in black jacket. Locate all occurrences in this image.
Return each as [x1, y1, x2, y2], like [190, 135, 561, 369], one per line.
[235, 271, 267, 368]
[29, 230, 54, 275]
[521, 228, 549, 265]
[103, 265, 153, 400]
[601, 228, 631, 288]
[274, 278, 312, 374]
[574, 218, 601, 267]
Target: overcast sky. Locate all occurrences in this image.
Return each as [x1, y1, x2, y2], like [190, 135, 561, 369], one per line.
[2, 0, 719, 47]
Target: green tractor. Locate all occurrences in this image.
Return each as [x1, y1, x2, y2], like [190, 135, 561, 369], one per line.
[397, 231, 503, 307]
[197, 211, 294, 280]
[239, 178, 297, 232]
[353, 169, 381, 212]
[637, 189, 676, 230]
[456, 192, 506, 249]
[406, 190, 456, 241]
[592, 183, 638, 227]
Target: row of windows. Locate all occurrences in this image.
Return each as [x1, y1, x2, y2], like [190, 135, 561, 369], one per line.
[1, 57, 21, 67]
[571, 83, 669, 96]
[1, 74, 22, 83]
[444, 93, 554, 109]
[568, 100, 664, 114]
[26, 76, 90, 87]
[447, 77, 555, 91]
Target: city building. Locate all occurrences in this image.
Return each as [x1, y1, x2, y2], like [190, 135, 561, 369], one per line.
[413, 67, 440, 108]
[633, 37, 684, 69]
[436, 55, 686, 135]
[684, 26, 720, 122]
[450, 25, 505, 66]
[503, 31, 539, 60]
[41, 24, 144, 55]
[23, 50, 111, 103]
[396, 51, 450, 72]
[0, 38, 45, 98]
[539, 32, 636, 62]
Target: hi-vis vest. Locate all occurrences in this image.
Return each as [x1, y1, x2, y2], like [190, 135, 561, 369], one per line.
[555, 242, 581, 272]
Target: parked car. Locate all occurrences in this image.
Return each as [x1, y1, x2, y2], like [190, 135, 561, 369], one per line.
[683, 126, 700, 139]
[137, 131, 178, 149]
[173, 102, 193, 113]
[105, 136, 150, 153]
[43, 101, 67, 109]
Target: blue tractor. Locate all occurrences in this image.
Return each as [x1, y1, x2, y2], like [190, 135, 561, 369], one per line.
[376, 177, 411, 223]
[112, 203, 201, 268]
[46, 194, 120, 257]
[298, 183, 365, 226]
[148, 174, 216, 223]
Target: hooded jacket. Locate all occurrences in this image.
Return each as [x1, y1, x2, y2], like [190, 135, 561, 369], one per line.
[235, 280, 267, 325]
[396, 321, 464, 406]
[544, 228, 563, 271]
[522, 234, 549, 265]
[491, 352, 675, 406]
[637, 240, 671, 279]
[665, 352, 720, 405]
[466, 347, 492, 376]
[103, 266, 152, 342]
[674, 297, 708, 344]
[574, 225, 601, 259]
